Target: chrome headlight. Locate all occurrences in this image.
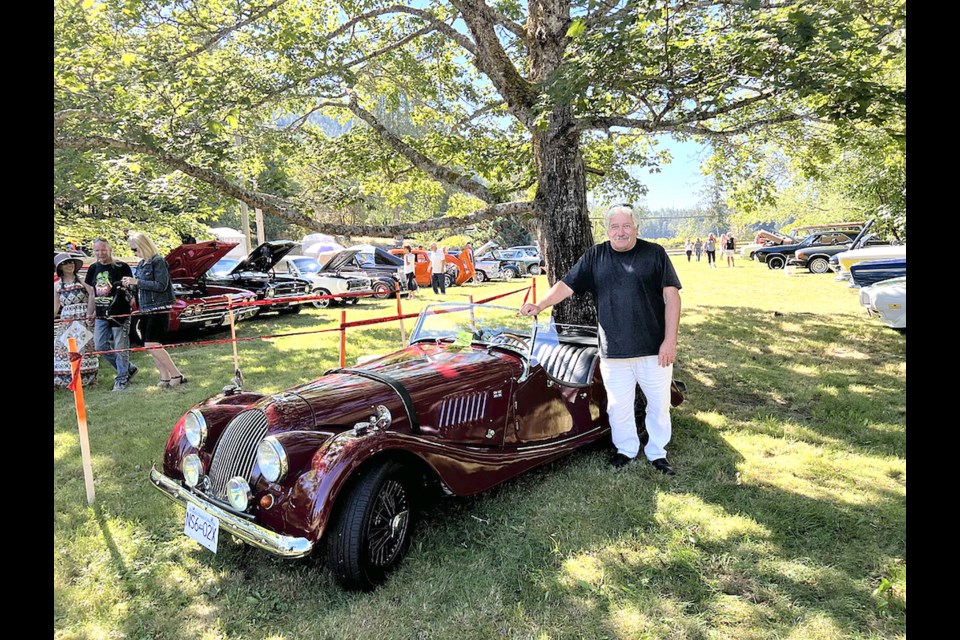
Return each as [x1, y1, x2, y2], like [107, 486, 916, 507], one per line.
[265, 287, 276, 298]
[256, 436, 288, 483]
[182, 454, 203, 488]
[183, 410, 207, 448]
[226, 477, 252, 511]
[303, 284, 310, 293]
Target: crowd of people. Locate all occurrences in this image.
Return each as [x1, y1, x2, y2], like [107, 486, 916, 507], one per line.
[684, 232, 736, 268]
[54, 232, 184, 391]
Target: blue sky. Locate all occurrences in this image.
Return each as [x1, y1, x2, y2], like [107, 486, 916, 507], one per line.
[634, 137, 711, 211]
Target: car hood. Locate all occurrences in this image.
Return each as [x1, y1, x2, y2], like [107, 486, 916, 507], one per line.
[230, 241, 298, 275]
[166, 241, 238, 284]
[283, 343, 523, 430]
[320, 248, 362, 273]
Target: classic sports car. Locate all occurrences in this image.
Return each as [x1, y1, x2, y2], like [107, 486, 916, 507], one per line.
[849, 258, 906, 288]
[272, 255, 372, 309]
[207, 241, 313, 315]
[149, 303, 684, 590]
[476, 243, 541, 277]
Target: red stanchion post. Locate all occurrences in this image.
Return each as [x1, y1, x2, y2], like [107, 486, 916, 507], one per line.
[395, 282, 407, 346]
[68, 337, 96, 505]
[339, 308, 347, 368]
[532, 277, 537, 304]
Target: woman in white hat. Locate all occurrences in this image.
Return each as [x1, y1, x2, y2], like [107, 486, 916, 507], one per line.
[54, 252, 99, 388]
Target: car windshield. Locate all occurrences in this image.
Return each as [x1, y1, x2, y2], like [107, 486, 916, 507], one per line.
[210, 258, 238, 276]
[292, 258, 321, 273]
[411, 303, 535, 351]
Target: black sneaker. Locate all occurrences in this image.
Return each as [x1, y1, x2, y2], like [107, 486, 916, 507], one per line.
[609, 453, 634, 469]
[651, 458, 676, 476]
[127, 365, 139, 382]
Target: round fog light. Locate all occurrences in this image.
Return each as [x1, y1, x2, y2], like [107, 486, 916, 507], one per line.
[182, 454, 203, 488]
[226, 476, 252, 511]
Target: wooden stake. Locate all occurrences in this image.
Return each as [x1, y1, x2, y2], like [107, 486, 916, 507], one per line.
[340, 309, 347, 368]
[396, 282, 407, 346]
[532, 277, 537, 304]
[68, 337, 96, 505]
[228, 298, 240, 375]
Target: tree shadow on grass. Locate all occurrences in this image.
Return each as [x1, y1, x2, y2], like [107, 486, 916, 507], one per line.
[680, 306, 905, 458]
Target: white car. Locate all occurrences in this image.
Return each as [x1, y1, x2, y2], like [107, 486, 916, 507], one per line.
[858, 276, 905, 332]
[833, 244, 906, 281]
[273, 255, 372, 308]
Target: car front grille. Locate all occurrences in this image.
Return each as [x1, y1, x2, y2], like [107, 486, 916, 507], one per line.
[208, 409, 268, 500]
[271, 282, 304, 300]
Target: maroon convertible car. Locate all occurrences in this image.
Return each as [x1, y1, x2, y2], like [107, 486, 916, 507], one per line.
[149, 302, 683, 589]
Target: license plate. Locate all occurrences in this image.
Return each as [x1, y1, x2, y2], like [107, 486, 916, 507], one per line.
[184, 502, 219, 553]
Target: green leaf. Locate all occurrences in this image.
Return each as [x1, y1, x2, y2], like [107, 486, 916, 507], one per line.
[120, 53, 136, 66]
[82, 0, 94, 9]
[566, 20, 586, 39]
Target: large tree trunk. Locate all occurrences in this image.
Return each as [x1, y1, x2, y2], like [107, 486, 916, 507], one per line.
[533, 110, 596, 326]
[529, 0, 596, 326]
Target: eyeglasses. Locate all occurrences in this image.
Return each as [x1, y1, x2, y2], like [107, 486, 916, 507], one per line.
[131, 247, 139, 253]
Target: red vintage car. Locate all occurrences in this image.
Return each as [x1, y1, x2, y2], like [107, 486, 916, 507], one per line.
[387, 247, 474, 287]
[149, 302, 683, 589]
[163, 241, 259, 334]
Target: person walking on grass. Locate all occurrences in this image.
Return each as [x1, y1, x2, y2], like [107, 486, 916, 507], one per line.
[402, 246, 418, 299]
[427, 242, 447, 295]
[694, 237, 703, 262]
[704, 233, 717, 268]
[85, 238, 138, 391]
[725, 234, 736, 267]
[684, 238, 693, 262]
[122, 232, 187, 388]
[519, 204, 681, 475]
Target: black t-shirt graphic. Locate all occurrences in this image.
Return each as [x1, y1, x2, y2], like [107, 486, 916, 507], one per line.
[562, 240, 681, 358]
[84, 261, 133, 320]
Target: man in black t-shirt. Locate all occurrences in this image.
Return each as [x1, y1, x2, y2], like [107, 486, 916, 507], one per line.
[84, 239, 138, 391]
[520, 205, 682, 474]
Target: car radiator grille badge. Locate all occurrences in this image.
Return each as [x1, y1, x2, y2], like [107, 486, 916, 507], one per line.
[208, 409, 268, 501]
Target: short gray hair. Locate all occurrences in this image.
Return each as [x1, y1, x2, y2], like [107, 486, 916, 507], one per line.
[604, 204, 642, 229]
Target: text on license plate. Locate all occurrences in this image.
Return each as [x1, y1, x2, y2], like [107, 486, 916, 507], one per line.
[184, 502, 219, 553]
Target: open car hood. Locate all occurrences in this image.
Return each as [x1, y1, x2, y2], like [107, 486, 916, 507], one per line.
[229, 241, 298, 275]
[320, 248, 362, 273]
[166, 241, 238, 284]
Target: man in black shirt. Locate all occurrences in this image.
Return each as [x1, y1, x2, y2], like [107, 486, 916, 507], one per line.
[520, 205, 682, 474]
[84, 239, 138, 391]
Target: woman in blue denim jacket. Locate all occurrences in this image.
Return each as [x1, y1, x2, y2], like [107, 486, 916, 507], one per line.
[122, 232, 186, 387]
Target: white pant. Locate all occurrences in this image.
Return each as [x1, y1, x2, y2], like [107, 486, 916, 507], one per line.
[599, 356, 673, 461]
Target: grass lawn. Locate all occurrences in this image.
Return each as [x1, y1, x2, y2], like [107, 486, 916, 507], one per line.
[54, 258, 906, 640]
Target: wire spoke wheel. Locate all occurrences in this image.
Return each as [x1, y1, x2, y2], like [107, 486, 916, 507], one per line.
[366, 479, 410, 567]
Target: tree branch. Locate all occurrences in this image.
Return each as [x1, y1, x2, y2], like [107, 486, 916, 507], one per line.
[324, 4, 477, 57]
[341, 96, 499, 204]
[345, 24, 435, 68]
[54, 109, 115, 127]
[452, 101, 505, 129]
[170, 0, 291, 65]
[577, 91, 782, 130]
[54, 134, 537, 235]
[450, 1, 536, 126]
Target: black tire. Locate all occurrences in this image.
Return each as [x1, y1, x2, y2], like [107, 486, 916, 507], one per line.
[372, 281, 394, 299]
[311, 288, 332, 309]
[475, 270, 488, 283]
[502, 266, 520, 279]
[346, 296, 360, 305]
[326, 461, 413, 590]
[528, 264, 540, 275]
[766, 255, 786, 270]
[808, 257, 830, 274]
[443, 273, 455, 289]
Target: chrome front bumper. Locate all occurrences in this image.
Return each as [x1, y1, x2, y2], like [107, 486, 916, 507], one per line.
[149, 466, 314, 558]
